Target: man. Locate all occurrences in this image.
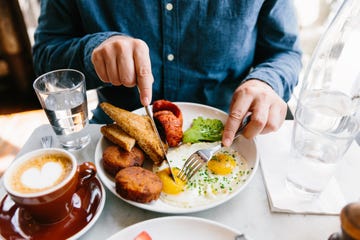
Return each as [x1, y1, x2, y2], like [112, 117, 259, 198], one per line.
[33, 0, 302, 146]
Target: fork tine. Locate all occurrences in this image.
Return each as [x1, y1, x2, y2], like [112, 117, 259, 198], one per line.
[177, 172, 187, 182]
[177, 153, 198, 181]
[177, 168, 186, 182]
[177, 170, 188, 182]
[177, 157, 194, 181]
[183, 155, 199, 173]
[187, 160, 205, 180]
[177, 153, 206, 182]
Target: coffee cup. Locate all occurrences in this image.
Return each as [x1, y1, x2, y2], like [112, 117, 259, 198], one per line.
[3, 148, 96, 224]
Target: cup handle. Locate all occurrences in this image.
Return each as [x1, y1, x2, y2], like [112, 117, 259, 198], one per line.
[77, 162, 97, 188]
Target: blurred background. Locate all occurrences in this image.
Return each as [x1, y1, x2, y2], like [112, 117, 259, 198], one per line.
[0, 0, 345, 174]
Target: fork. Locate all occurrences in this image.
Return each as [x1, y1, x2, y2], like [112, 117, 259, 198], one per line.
[177, 114, 251, 182]
[41, 135, 53, 148]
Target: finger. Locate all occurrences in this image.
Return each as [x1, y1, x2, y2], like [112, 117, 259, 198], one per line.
[242, 101, 269, 138]
[104, 51, 120, 85]
[92, 50, 110, 83]
[222, 94, 253, 146]
[115, 43, 136, 87]
[133, 39, 154, 106]
[261, 103, 286, 134]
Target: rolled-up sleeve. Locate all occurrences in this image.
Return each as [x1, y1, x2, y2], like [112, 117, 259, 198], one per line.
[245, 0, 302, 101]
[32, 0, 120, 89]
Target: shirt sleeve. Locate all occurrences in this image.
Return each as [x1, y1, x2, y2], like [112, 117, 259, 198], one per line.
[32, 0, 120, 89]
[245, 0, 302, 102]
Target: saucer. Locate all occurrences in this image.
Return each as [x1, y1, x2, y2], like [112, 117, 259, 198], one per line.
[0, 177, 106, 240]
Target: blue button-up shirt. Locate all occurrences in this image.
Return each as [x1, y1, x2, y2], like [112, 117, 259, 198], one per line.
[33, 0, 302, 115]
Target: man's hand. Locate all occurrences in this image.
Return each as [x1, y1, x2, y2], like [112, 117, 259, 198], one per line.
[91, 35, 153, 106]
[222, 79, 287, 146]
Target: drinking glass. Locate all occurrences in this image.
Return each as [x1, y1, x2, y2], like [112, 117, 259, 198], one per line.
[286, 0, 360, 199]
[286, 89, 359, 198]
[33, 69, 91, 150]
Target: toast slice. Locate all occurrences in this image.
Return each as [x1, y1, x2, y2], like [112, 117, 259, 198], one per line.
[100, 102, 165, 165]
[100, 124, 136, 152]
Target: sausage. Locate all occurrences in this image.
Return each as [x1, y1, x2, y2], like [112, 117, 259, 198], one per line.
[152, 100, 183, 147]
[152, 100, 183, 122]
[154, 110, 183, 147]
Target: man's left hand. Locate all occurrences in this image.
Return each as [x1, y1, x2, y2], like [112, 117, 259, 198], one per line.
[222, 79, 287, 146]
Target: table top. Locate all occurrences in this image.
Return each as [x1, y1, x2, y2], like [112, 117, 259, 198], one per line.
[0, 122, 340, 240]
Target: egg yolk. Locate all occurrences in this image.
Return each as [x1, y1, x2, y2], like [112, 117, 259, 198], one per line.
[157, 167, 186, 195]
[207, 152, 236, 175]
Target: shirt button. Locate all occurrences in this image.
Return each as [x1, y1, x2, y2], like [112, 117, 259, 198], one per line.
[167, 54, 174, 61]
[166, 3, 173, 11]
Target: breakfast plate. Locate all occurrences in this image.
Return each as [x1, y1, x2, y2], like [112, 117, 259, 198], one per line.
[0, 177, 106, 240]
[94, 102, 259, 214]
[106, 216, 244, 240]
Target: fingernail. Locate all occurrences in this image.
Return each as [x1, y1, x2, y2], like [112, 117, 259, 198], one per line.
[223, 138, 231, 147]
[143, 97, 149, 106]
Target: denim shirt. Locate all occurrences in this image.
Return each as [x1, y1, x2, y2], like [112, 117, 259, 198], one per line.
[33, 0, 302, 113]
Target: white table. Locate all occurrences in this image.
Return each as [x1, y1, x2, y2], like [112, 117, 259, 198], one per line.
[0, 123, 340, 240]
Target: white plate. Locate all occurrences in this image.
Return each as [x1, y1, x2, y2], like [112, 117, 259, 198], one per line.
[94, 102, 259, 214]
[106, 216, 243, 240]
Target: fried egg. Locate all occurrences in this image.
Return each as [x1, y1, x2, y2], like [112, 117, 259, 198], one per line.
[154, 142, 251, 208]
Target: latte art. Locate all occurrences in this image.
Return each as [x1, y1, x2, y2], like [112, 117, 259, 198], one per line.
[10, 154, 73, 194]
[21, 162, 64, 189]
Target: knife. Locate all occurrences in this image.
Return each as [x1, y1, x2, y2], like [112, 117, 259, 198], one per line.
[144, 105, 177, 181]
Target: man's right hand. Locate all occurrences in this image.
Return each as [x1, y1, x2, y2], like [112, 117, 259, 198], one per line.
[91, 35, 154, 106]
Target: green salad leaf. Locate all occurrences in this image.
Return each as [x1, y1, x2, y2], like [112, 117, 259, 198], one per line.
[182, 117, 224, 143]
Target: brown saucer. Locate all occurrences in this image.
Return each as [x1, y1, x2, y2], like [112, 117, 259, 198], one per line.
[0, 177, 105, 240]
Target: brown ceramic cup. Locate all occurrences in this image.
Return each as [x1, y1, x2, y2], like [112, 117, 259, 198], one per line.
[3, 148, 96, 224]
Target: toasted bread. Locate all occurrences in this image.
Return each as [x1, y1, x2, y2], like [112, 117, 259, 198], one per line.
[101, 124, 136, 152]
[100, 102, 165, 165]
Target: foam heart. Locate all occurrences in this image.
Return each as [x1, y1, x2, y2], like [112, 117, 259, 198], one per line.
[21, 162, 63, 189]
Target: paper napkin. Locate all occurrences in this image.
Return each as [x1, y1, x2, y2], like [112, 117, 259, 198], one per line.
[257, 121, 352, 215]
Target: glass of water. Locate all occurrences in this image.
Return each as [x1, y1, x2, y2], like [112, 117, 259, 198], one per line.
[33, 69, 91, 150]
[286, 89, 359, 199]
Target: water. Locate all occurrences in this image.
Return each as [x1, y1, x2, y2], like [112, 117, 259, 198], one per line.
[286, 90, 359, 198]
[286, 139, 338, 196]
[298, 90, 358, 136]
[44, 92, 90, 150]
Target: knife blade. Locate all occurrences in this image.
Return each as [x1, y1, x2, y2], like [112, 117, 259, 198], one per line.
[144, 105, 177, 181]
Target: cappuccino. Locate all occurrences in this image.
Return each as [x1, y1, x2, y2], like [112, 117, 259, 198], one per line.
[8, 153, 73, 194]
